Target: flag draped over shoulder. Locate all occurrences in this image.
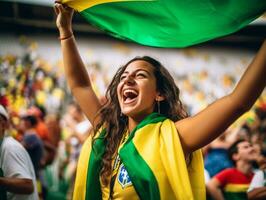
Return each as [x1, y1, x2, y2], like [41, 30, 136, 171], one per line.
[73, 113, 205, 200]
[62, 0, 266, 47]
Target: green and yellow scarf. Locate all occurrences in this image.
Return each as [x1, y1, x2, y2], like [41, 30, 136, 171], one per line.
[73, 113, 205, 200]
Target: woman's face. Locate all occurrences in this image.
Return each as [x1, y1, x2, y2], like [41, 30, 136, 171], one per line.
[117, 60, 160, 121]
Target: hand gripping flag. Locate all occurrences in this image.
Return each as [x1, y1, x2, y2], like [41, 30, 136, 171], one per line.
[61, 0, 266, 47]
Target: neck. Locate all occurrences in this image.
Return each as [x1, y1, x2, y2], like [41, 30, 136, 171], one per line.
[128, 117, 140, 133]
[236, 160, 253, 175]
[127, 111, 155, 132]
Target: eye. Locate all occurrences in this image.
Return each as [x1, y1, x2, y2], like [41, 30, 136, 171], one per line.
[120, 74, 127, 81]
[136, 72, 146, 78]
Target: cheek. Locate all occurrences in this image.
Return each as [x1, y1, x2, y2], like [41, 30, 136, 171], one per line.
[140, 83, 157, 102]
[143, 81, 157, 95]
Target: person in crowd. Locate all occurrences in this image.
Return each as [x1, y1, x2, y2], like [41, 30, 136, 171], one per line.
[55, 1, 266, 199]
[27, 106, 50, 142]
[247, 154, 266, 200]
[45, 114, 61, 148]
[207, 140, 257, 200]
[62, 102, 92, 143]
[204, 131, 233, 177]
[0, 105, 38, 200]
[20, 115, 44, 178]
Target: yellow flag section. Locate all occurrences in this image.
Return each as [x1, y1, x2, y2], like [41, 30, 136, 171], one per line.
[123, 118, 205, 200]
[61, 0, 153, 12]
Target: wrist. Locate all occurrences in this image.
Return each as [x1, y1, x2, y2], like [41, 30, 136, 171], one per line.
[58, 34, 73, 40]
[59, 28, 73, 38]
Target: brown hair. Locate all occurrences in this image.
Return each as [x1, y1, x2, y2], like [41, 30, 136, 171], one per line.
[93, 56, 187, 185]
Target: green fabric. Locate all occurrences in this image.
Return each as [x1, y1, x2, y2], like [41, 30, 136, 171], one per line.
[79, 0, 266, 47]
[223, 191, 247, 200]
[119, 142, 160, 200]
[85, 130, 106, 200]
[119, 113, 166, 200]
[44, 166, 68, 200]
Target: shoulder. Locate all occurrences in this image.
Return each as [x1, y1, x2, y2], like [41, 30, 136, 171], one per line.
[2, 137, 29, 158]
[215, 168, 235, 178]
[3, 137, 24, 151]
[252, 170, 264, 180]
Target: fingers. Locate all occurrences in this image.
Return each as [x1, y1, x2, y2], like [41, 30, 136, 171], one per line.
[54, 1, 73, 14]
[54, 4, 59, 15]
[66, 6, 74, 13]
[57, 3, 65, 13]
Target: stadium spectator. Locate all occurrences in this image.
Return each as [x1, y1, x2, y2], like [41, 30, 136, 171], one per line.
[0, 105, 38, 200]
[207, 140, 257, 200]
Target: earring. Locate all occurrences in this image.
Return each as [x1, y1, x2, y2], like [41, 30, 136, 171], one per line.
[157, 101, 160, 114]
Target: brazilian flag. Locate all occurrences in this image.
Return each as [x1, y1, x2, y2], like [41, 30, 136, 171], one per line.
[62, 0, 266, 47]
[73, 113, 205, 200]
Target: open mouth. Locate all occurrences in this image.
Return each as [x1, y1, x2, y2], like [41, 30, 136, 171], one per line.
[123, 89, 138, 104]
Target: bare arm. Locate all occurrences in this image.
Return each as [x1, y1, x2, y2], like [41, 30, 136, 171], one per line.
[176, 40, 266, 154]
[248, 187, 266, 200]
[207, 178, 225, 200]
[54, 1, 101, 126]
[0, 177, 33, 194]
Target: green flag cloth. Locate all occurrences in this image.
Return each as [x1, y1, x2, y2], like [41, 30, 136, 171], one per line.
[62, 0, 266, 47]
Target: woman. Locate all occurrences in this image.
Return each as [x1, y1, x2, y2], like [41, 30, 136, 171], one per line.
[54, 1, 266, 199]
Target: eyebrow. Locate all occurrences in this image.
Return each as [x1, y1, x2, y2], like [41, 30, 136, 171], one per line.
[122, 68, 152, 76]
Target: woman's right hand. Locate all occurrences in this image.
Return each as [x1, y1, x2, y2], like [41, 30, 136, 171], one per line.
[54, 0, 74, 37]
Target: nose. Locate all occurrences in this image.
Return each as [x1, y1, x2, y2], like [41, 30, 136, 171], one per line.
[124, 74, 135, 85]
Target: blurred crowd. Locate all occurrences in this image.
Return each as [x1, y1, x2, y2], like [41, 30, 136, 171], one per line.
[1, 37, 266, 200]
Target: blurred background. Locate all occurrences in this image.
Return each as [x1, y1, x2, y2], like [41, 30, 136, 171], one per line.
[0, 0, 266, 200]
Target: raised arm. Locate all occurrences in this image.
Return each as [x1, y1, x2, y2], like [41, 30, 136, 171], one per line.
[176, 40, 266, 154]
[54, 1, 101, 126]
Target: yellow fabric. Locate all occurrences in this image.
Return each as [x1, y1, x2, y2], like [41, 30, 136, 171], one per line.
[73, 135, 93, 200]
[133, 119, 205, 200]
[73, 118, 205, 200]
[224, 184, 250, 192]
[62, 0, 154, 12]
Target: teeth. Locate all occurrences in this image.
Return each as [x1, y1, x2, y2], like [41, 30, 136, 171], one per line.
[123, 89, 138, 96]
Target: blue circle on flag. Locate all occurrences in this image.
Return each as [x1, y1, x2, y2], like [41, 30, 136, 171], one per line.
[118, 164, 132, 188]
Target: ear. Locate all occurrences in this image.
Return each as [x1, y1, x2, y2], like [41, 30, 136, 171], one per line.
[155, 93, 165, 101]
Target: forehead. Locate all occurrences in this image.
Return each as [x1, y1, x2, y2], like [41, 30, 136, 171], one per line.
[237, 141, 250, 149]
[123, 60, 154, 73]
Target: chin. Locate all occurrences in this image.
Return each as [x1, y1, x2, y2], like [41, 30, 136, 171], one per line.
[121, 109, 136, 117]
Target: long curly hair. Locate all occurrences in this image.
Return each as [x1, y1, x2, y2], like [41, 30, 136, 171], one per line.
[93, 56, 188, 185]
